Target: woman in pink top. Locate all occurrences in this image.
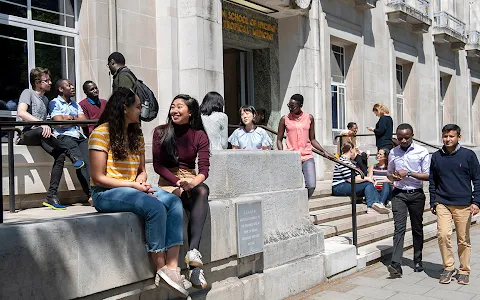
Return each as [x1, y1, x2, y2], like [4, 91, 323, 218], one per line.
[277, 94, 335, 199]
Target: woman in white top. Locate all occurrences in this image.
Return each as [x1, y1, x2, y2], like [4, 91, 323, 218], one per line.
[200, 92, 228, 150]
[228, 105, 272, 150]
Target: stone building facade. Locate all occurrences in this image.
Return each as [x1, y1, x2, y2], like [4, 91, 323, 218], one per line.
[2, 0, 480, 180]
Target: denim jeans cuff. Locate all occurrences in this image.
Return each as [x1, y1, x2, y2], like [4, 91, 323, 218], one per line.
[166, 241, 184, 249]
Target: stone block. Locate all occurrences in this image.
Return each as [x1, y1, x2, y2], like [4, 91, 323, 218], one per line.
[263, 230, 323, 269]
[241, 273, 265, 300]
[205, 151, 304, 198]
[205, 277, 244, 300]
[264, 254, 325, 299]
[322, 242, 358, 277]
[178, 16, 205, 70]
[0, 221, 79, 299]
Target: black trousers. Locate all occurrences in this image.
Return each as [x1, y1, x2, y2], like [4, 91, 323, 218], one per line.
[391, 189, 426, 265]
[20, 128, 67, 199]
[354, 152, 368, 175]
[56, 135, 91, 197]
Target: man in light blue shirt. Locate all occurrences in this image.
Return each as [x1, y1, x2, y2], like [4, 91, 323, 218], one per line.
[386, 123, 430, 277]
[48, 79, 91, 199]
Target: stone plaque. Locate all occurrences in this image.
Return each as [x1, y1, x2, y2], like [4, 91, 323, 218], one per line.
[236, 201, 263, 258]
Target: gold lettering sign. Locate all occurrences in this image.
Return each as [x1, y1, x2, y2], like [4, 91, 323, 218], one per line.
[222, 9, 276, 41]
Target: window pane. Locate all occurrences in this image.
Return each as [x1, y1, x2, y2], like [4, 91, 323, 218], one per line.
[0, 0, 27, 18]
[339, 87, 345, 129]
[32, 0, 75, 28]
[35, 31, 73, 47]
[331, 50, 345, 83]
[396, 97, 403, 125]
[0, 25, 28, 111]
[331, 85, 338, 129]
[35, 37, 75, 100]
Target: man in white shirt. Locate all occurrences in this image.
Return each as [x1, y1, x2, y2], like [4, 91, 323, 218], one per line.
[387, 123, 430, 277]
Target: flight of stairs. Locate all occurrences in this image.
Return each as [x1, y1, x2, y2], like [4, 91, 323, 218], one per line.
[311, 180, 440, 266]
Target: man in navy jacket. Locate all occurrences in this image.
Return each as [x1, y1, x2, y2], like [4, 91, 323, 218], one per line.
[429, 124, 480, 285]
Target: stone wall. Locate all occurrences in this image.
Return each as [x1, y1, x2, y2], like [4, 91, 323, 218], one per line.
[0, 151, 326, 300]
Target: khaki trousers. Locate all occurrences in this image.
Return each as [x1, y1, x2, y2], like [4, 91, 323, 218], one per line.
[436, 204, 472, 275]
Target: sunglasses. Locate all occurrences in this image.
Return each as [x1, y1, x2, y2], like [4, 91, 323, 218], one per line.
[287, 104, 299, 109]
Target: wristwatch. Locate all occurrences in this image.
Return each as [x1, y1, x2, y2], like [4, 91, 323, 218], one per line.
[407, 171, 412, 177]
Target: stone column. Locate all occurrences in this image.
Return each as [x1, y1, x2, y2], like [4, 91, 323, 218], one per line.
[278, 1, 325, 178]
[177, 0, 224, 101]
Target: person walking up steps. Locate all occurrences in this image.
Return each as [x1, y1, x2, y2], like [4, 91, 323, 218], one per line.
[430, 124, 480, 285]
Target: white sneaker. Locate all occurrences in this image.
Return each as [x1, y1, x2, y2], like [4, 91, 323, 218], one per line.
[155, 266, 189, 298]
[372, 203, 390, 214]
[386, 201, 392, 208]
[367, 208, 379, 214]
[185, 249, 203, 267]
[188, 267, 208, 289]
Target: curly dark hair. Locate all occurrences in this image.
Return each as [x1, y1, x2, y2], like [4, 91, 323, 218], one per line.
[153, 94, 204, 162]
[96, 88, 142, 160]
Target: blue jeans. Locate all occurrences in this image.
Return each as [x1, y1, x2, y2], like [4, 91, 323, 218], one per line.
[377, 182, 393, 205]
[92, 186, 183, 253]
[332, 181, 380, 207]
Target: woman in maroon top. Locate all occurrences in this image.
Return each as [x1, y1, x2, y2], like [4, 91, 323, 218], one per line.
[153, 94, 210, 290]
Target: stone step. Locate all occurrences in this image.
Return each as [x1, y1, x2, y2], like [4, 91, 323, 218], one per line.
[356, 223, 439, 265]
[311, 180, 333, 199]
[309, 204, 367, 224]
[310, 197, 430, 227]
[308, 196, 351, 211]
[324, 211, 438, 247]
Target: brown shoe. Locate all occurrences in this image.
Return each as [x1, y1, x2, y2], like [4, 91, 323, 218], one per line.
[439, 269, 456, 284]
[155, 266, 189, 298]
[457, 274, 470, 285]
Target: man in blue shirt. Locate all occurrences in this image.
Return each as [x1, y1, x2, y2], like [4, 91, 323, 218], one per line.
[48, 79, 91, 200]
[429, 124, 480, 285]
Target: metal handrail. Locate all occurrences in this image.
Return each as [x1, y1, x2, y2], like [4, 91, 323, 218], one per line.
[0, 119, 98, 224]
[230, 124, 363, 249]
[334, 133, 442, 151]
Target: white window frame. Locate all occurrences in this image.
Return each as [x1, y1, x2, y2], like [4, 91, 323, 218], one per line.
[439, 76, 445, 130]
[331, 44, 346, 132]
[0, 0, 80, 100]
[396, 64, 404, 126]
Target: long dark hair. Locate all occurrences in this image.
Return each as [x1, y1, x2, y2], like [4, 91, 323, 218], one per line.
[375, 148, 390, 168]
[200, 91, 224, 116]
[154, 94, 205, 162]
[96, 88, 142, 160]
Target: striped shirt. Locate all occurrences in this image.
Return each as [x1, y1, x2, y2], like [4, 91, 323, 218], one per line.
[88, 123, 145, 183]
[332, 156, 356, 186]
[372, 165, 391, 190]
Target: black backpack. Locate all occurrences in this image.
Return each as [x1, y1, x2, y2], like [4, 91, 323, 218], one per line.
[120, 69, 159, 122]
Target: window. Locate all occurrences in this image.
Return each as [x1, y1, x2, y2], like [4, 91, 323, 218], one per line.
[396, 64, 404, 126]
[439, 76, 445, 129]
[331, 45, 346, 131]
[331, 85, 346, 130]
[0, 1, 78, 105]
[0, 0, 76, 28]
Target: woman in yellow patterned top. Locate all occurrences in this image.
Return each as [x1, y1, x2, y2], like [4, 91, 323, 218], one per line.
[88, 88, 188, 298]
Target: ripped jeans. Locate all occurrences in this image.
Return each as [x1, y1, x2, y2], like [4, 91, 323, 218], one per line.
[92, 186, 183, 252]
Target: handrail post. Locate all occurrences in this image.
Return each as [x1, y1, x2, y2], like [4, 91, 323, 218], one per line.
[8, 131, 14, 213]
[351, 169, 358, 251]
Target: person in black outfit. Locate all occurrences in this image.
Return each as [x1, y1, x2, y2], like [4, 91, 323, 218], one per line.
[368, 103, 393, 150]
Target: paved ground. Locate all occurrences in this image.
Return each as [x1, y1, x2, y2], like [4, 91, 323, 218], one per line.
[289, 224, 480, 300]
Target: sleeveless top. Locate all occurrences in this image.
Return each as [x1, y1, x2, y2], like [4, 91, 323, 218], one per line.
[284, 112, 313, 162]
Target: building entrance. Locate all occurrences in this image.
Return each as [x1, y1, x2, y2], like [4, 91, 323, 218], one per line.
[223, 47, 254, 127]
